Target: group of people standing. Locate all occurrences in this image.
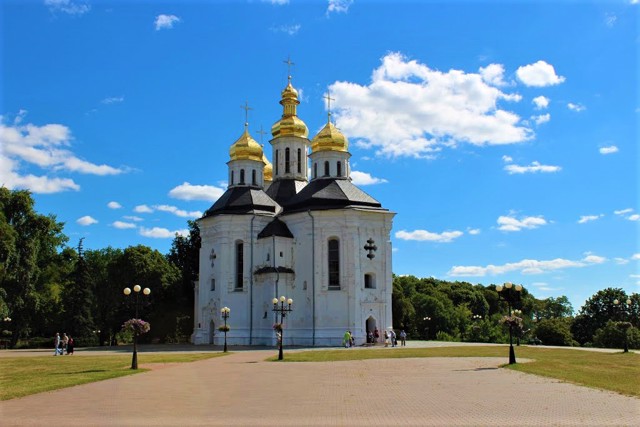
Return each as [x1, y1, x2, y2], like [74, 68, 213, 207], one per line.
[383, 329, 407, 347]
[53, 332, 74, 355]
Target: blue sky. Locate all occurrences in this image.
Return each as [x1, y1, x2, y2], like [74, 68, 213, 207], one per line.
[1, 0, 638, 312]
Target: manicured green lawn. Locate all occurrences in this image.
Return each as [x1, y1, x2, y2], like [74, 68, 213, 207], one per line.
[274, 346, 640, 397]
[0, 353, 225, 401]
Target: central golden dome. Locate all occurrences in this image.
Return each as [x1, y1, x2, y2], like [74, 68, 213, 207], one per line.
[311, 120, 348, 153]
[271, 79, 309, 138]
[229, 127, 263, 162]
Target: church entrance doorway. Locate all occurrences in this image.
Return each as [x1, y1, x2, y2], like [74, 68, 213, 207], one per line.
[209, 320, 215, 344]
[365, 316, 377, 344]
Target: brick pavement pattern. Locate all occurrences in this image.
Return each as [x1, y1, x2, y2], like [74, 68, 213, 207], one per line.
[2, 349, 639, 426]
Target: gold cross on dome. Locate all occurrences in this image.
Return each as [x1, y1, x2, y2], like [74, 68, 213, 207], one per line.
[240, 101, 253, 127]
[323, 92, 335, 121]
[256, 126, 268, 144]
[283, 55, 295, 80]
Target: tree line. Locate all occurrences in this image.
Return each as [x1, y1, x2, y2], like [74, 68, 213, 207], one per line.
[1, 188, 638, 349]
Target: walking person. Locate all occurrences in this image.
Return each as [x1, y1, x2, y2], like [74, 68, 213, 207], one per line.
[62, 333, 69, 355]
[343, 330, 351, 348]
[384, 330, 389, 347]
[67, 335, 74, 354]
[54, 332, 62, 356]
[400, 330, 407, 346]
[390, 330, 397, 347]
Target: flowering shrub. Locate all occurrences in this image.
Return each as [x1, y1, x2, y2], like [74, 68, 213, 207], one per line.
[122, 318, 151, 335]
[218, 325, 230, 332]
[273, 323, 283, 332]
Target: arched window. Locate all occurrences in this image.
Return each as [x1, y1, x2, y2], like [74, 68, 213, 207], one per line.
[240, 169, 245, 184]
[275, 150, 279, 175]
[313, 163, 317, 179]
[285, 148, 291, 173]
[328, 238, 340, 290]
[231, 170, 234, 185]
[324, 161, 330, 176]
[252, 169, 256, 185]
[297, 148, 302, 173]
[336, 161, 342, 177]
[235, 242, 244, 290]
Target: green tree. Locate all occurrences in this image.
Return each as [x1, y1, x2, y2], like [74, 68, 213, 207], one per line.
[533, 317, 576, 346]
[592, 320, 640, 350]
[61, 239, 95, 344]
[571, 288, 630, 345]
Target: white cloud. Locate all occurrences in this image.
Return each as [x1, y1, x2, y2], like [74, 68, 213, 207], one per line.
[112, 221, 136, 229]
[532, 96, 550, 109]
[504, 161, 561, 174]
[350, 171, 388, 185]
[632, 253, 640, 260]
[327, 0, 353, 15]
[101, 96, 124, 104]
[263, 0, 289, 4]
[614, 208, 633, 215]
[516, 60, 565, 87]
[497, 214, 547, 231]
[567, 103, 586, 112]
[582, 254, 606, 264]
[604, 13, 617, 27]
[45, 0, 90, 15]
[395, 229, 463, 243]
[134, 204, 153, 213]
[329, 52, 532, 158]
[270, 24, 301, 35]
[468, 228, 481, 235]
[629, 214, 640, 221]
[139, 227, 189, 238]
[154, 204, 202, 218]
[448, 254, 604, 277]
[76, 215, 98, 226]
[532, 114, 550, 125]
[123, 215, 143, 222]
[502, 155, 513, 163]
[0, 114, 124, 193]
[614, 258, 629, 265]
[479, 64, 508, 86]
[155, 14, 180, 31]
[107, 201, 122, 209]
[578, 214, 603, 224]
[168, 182, 225, 202]
[599, 145, 618, 155]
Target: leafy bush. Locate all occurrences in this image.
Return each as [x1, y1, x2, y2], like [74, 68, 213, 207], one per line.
[533, 318, 577, 347]
[593, 321, 640, 349]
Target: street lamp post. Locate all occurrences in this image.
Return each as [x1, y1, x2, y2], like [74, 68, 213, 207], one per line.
[496, 282, 522, 364]
[272, 296, 293, 360]
[613, 298, 632, 353]
[123, 285, 151, 369]
[221, 306, 230, 353]
[423, 316, 431, 340]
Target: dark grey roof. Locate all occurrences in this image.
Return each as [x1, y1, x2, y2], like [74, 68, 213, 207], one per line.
[265, 179, 307, 205]
[202, 187, 280, 217]
[257, 218, 294, 239]
[281, 178, 385, 213]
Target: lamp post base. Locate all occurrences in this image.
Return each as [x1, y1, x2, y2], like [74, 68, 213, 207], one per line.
[131, 350, 138, 370]
[509, 345, 516, 364]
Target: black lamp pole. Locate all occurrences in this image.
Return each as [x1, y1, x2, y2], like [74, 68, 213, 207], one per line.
[272, 296, 293, 360]
[496, 282, 522, 364]
[221, 306, 230, 353]
[123, 285, 150, 370]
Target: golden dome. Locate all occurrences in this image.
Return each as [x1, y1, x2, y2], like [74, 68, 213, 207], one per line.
[271, 79, 309, 138]
[311, 120, 348, 153]
[229, 127, 263, 162]
[262, 153, 273, 182]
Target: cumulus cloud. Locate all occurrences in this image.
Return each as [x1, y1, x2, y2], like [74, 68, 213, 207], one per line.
[632, 253, 640, 260]
[168, 182, 225, 201]
[45, 0, 90, 15]
[504, 161, 561, 174]
[516, 60, 565, 87]
[134, 204, 153, 213]
[448, 254, 605, 276]
[578, 214, 603, 224]
[614, 208, 633, 215]
[0, 112, 124, 193]
[614, 208, 639, 221]
[532, 96, 550, 109]
[327, 0, 353, 15]
[76, 215, 98, 226]
[502, 155, 513, 163]
[155, 14, 180, 30]
[629, 214, 640, 221]
[270, 24, 301, 35]
[532, 114, 550, 125]
[139, 227, 189, 238]
[107, 201, 122, 209]
[567, 103, 586, 112]
[468, 228, 481, 235]
[614, 258, 629, 265]
[497, 214, 547, 231]
[328, 52, 532, 158]
[112, 221, 137, 229]
[395, 229, 464, 243]
[123, 215, 143, 222]
[599, 145, 618, 155]
[479, 64, 508, 86]
[154, 204, 202, 218]
[350, 171, 388, 185]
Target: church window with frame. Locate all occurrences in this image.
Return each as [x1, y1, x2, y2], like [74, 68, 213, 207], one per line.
[285, 148, 291, 173]
[324, 161, 330, 176]
[252, 169, 257, 185]
[230, 170, 234, 185]
[235, 242, 244, 290]
[336, 161, 342, 177]
[364, 273, 376, 289]
[297, 148, 302, 173]
[210, 278, 216, 291]
[240, 169, 245, 184]
[328, 238, 340, 290]
[313, 163, 317, 179]
[275, 150, 279, 175]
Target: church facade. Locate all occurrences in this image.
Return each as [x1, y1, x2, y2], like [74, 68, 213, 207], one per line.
[191, 75, 395, 347]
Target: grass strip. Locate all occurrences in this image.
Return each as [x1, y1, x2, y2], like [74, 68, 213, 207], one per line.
[0, 353, 225, 401]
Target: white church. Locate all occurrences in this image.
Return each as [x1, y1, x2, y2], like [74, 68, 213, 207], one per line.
[191, 73, 395, 347]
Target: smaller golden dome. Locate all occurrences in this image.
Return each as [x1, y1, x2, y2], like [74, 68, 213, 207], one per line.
[229, 127, 263, 162]
[262, 153, 273, 182]
[311, 120, 348, 153]
[271, 79, 309, 138]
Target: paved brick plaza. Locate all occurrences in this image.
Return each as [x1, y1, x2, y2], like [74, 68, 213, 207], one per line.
[1, 345, 638, 426]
